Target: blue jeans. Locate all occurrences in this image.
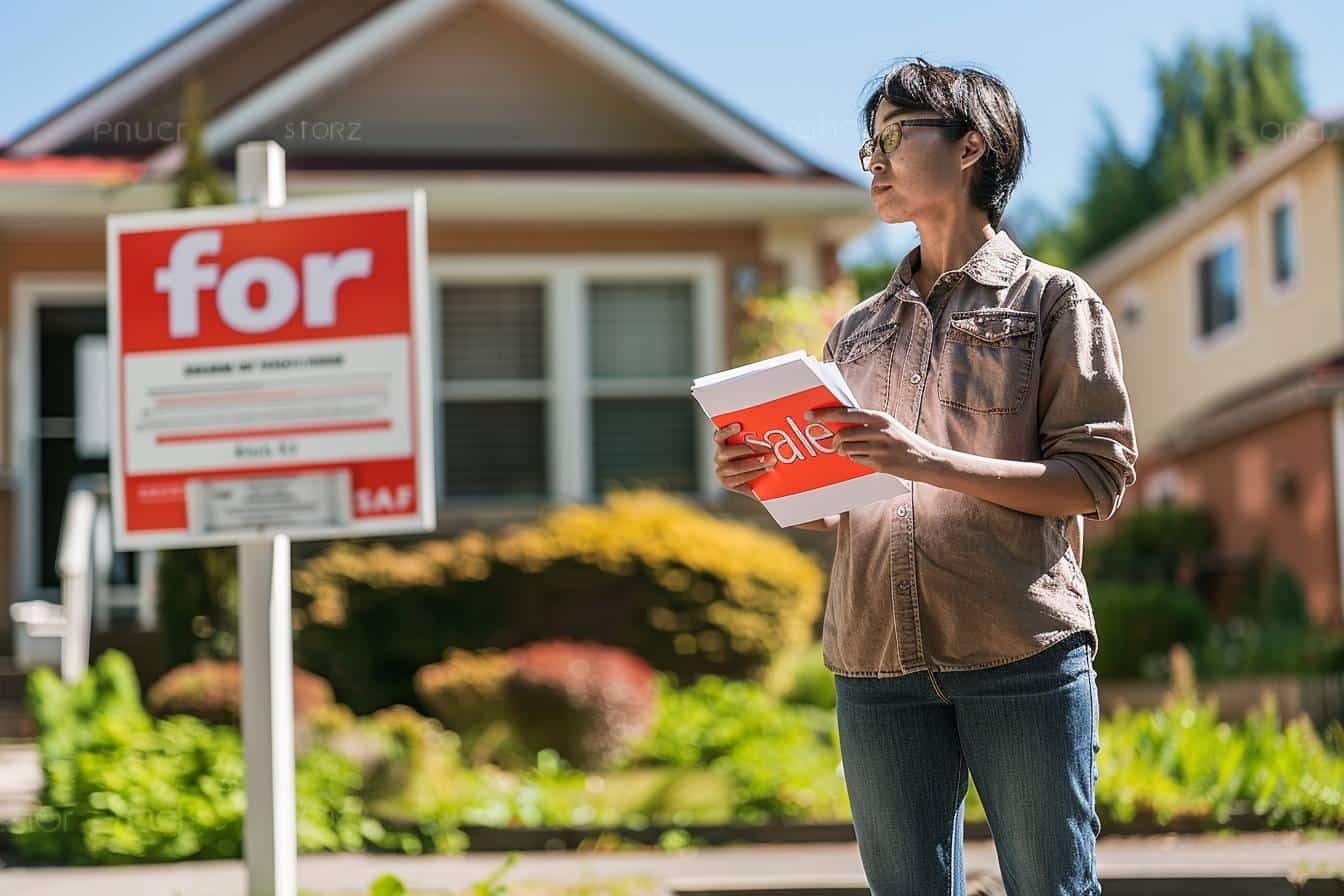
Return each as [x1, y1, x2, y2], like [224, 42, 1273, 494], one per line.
[834, 630, 1101, 896]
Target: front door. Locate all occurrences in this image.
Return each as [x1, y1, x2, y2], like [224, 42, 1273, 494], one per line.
[34, 305, 137, 603]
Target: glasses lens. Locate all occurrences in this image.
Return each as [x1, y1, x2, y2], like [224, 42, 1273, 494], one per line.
[879, 123, 902, 155]
[859, 139, 874, 170]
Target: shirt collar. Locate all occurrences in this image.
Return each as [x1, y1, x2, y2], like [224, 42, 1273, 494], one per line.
[882, 228, 1024, 300]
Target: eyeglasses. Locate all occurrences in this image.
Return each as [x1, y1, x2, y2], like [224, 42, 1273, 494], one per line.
[859, 119, 964, 171]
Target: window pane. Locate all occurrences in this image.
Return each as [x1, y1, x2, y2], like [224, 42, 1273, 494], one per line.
[440, 283, 545, 380]
[588, 280, 693, 378]
[1272, 203, 1295, 285]
[592, 397, 698, 493]
[1198, 246, 1239, 336]
[442, 400, 547, 497]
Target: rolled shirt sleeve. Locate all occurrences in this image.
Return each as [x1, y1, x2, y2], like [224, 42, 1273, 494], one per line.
[1038, 287, 1139, 521]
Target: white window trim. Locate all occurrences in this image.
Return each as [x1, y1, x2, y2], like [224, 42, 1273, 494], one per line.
[1260, 177, 1303, 303]
[429, 254, 724, 507]
[1187, 218, 1248, 355]
[8, 275, 155, 619]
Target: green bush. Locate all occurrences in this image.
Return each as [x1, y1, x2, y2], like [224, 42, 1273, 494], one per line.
[292, 489, 825, 712]
[146, 658, 335, 726]
[1090, 582, 1211, 678]
[765, 642, 836, 710]
[1083, 503, 1217, 585]
[10, 650, 464, 864]
[1192, 618, 1344, 678]
[625, 674, 850, 822]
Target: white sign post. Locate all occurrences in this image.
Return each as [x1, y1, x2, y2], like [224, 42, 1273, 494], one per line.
[236, 141, 297, 896]
[106, 140, 435, 896]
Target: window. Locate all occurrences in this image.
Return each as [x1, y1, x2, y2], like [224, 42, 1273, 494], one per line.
[1196, 243, 1240, 339]
[1270, 200, 1297, 287]
[432, 256, 721, 506]
[587, 280, 699, 493]
[438, 282, 549, 498]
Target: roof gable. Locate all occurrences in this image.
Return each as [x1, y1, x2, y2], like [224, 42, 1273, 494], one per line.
[236, 0, 742, 171]
[10, 0, 839, 180]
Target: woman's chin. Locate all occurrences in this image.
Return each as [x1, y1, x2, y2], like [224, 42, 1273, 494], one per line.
[873, 205, 912, 225]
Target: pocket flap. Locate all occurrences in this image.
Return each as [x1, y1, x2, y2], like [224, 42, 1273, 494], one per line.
[949, 311, 1035, 343]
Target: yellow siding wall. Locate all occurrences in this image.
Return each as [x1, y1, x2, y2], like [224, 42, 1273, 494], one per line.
[1099, 143, 1344, 453]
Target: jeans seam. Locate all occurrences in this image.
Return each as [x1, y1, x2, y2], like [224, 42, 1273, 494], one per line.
[927, 669, 952, 704]
[946, 749, 966, 896]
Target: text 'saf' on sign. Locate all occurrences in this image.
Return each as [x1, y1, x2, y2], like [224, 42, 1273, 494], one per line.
[107, 192, 436, 549]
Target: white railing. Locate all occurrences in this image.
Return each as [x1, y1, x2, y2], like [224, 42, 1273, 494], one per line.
[9, 475, 114, 683]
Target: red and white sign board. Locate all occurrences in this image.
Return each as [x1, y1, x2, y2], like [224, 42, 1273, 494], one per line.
[107, 192, 436, 549]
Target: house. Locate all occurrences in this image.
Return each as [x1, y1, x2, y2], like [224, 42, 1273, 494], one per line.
[1080, 111, 1344, 628]
[0, 0, 872, 654]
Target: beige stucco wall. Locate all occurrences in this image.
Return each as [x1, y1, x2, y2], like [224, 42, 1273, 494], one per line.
[1097, 142, 1344, 454]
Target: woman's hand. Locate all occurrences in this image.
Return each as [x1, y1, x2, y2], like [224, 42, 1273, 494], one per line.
[806, 406, 934, 480]
[713, 422, 776, 497]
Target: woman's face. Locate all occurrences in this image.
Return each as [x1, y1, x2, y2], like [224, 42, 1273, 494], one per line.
[866, 98, 980, 224]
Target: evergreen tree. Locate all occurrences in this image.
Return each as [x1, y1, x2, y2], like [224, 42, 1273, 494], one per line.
[1025, 18, 1306, 268]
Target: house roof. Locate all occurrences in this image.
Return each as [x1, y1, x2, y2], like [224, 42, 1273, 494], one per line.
[1080, 108, 1344, 291]
[5, 0, 856, 186]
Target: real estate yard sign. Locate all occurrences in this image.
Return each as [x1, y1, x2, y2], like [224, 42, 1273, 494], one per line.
[106, 191, 436, 549]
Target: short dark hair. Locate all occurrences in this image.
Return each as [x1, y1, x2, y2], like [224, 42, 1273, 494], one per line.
[859, 57, 1029, 228]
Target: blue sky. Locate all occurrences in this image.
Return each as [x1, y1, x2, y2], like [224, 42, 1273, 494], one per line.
[3, 0, 1342, 264]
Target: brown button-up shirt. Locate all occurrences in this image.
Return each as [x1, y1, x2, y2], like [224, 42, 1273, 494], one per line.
[819, 229, 1138, 676]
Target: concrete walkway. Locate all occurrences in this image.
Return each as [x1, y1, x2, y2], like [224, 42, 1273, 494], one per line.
[1, 832, 1341, 895]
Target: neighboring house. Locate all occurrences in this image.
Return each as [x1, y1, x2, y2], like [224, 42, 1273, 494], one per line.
[0, 0, 872, 649]
[1080, 110, 1344, 628]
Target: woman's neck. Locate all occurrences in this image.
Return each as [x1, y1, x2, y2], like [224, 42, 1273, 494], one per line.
[912, 213, 997, 297]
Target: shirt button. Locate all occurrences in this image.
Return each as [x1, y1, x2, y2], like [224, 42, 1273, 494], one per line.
[897, 504, 908, 517]
[898, 580, 911, 592]
[910, 374, 921, 384]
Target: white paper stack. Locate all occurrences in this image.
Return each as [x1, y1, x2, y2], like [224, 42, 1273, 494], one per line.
[691, 350, 909, 526]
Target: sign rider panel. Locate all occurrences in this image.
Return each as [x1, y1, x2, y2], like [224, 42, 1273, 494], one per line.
[107, 192, 435, 549]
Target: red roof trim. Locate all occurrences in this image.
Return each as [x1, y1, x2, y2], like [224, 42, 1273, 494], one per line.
[0, 156, 146, 185]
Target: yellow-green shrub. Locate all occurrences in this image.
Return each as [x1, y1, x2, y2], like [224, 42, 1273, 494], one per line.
[293, 489, 824, 712]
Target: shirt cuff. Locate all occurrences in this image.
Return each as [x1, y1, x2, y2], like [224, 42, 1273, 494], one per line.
[1054, 453, 1124, 521]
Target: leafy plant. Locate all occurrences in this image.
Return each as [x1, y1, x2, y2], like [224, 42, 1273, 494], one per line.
[732, 282, 858, 366]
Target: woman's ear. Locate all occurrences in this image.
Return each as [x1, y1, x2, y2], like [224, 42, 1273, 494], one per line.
[960, 130, 987, 172]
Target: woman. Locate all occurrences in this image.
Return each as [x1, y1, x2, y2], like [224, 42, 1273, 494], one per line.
[713, 58, 1137, 895]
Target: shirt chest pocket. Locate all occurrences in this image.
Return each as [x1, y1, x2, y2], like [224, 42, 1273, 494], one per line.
[834, 321, 899, 411]
[937, 308, 1037, 414]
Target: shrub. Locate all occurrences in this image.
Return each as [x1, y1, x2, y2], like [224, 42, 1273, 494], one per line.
[764, 642, 836, 710]
[1192, 618, 1344, 678]
[1090, 582, 1210, 678]
[732, 282, 858, 366]
[1083, 503, 1216, 585]
[414, 648, 513, 741]
[10, 650, 422, 863]
[293, 489, 825, 712]
[415, 641, 658, 771]
[505, 640, 659, 771]
[145, 658, 335, 726]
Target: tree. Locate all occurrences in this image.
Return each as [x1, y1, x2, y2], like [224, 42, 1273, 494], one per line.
[1025, 18, 1307, 268]
[172, 78, 232, 209]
